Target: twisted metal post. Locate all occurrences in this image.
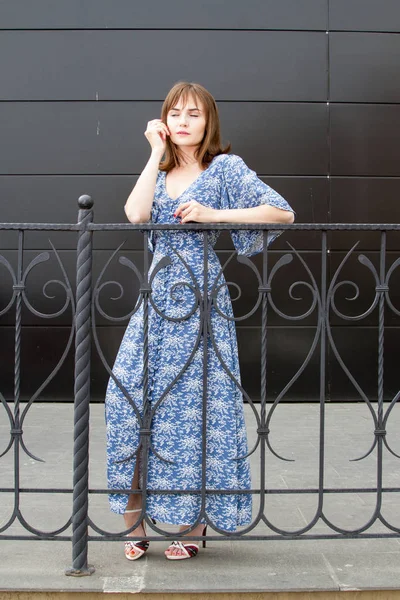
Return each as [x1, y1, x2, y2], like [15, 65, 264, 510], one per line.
[375, 231, 387, 513]
[259, 231, 270, 516]
[13, 231, 25, 520]
[65, 195, 95, 576]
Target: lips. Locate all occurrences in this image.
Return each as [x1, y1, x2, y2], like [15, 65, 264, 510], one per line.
[176, 131, 190, 135]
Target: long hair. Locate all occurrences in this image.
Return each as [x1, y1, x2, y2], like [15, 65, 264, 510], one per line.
[159, 81, 231, 172]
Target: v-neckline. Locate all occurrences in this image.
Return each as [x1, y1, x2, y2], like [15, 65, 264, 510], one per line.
[163, 160, 212, 202]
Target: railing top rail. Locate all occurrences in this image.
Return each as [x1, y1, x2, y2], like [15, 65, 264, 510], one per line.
[0, 223, 81, 231]
[0, 222, 399, 231]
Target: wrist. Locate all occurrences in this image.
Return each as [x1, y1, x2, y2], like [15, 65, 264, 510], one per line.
[150, 148, 164, 162]
[212, 209, 225, 223]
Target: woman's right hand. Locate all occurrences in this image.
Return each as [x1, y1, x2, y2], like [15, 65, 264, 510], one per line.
[144, 119, 170, 152]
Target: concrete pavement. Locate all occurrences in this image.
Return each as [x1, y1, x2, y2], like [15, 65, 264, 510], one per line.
[1, 402, 400, 593]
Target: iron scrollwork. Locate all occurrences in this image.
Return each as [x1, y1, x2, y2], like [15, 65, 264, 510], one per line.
[1, 212, 400, 576]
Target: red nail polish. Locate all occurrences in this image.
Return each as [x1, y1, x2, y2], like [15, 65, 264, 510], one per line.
[173, 213, 177, 217]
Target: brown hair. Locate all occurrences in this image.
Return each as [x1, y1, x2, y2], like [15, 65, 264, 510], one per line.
[159, 81, 231, 172]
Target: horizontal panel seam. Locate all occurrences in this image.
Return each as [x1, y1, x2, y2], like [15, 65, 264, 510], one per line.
[2, 174, 400, 178]
[0, 28, 330, 32]
[1, 324, 399, 329]
[1, 249, 399, 253]
[1, 29, 398, 34]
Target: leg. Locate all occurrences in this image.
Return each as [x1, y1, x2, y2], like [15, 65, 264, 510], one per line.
[123, 458, 148, 560]
[124, 458, 145, 535]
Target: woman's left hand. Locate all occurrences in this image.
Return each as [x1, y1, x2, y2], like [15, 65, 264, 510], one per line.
[175, 200, 218, 223]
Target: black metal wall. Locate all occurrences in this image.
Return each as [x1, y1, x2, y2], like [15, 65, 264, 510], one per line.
[0, 0, 399, 402]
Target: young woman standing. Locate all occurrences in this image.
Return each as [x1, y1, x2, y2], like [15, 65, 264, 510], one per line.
[105, 81, 295, 561]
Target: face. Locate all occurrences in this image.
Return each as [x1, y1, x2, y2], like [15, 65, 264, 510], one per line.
[166, 94, 207, 150]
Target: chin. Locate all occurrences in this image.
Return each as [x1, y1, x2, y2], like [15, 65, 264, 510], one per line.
[173, 137, 200, 146]
[174, 139, 193, 146]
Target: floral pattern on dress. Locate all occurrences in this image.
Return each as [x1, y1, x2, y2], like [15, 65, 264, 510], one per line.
[105, 153, 294, 532]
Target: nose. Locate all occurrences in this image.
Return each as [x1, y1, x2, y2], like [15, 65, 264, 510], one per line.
[179, 113, 189, 127]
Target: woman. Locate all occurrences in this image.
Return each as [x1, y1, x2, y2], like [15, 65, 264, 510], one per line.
[105, 81, 295, 561]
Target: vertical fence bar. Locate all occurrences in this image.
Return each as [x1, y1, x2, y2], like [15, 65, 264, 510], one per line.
[65, 195, 95, 576]
[375, 231, 387, 513]
[12, 230, 24, 521]
[318, 231, 327, 513]
[201, 232, 209, 524]
[140, 232, 151, 517]
[259, 230, 270, 515]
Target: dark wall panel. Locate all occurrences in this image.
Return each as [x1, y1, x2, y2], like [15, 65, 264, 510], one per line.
[3, 322, 398, 403]
[330, 105, 400, 176]
[330, 178, 400, 250]
[328, 327, 399, 401]
[0, 176, 327, 251]
[0, 176, 141, 251]
[330, 33, 400, 102]
[0, 0, 328, 30]
[0, 102, 328, 175]
[331, 178, 400, 224]
[0, 31, 327, 101]
[5, 323, 396, 403]
[237, 327, 323, 401]
[263, 177, 329, 250]
[330, 0, 400, 32]
[0, 325, 327, 402]
[1, 1, 399, 404]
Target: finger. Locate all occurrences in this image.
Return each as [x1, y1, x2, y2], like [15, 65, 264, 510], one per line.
[148, 123, 168, 132]
[146, 123, 169, 141]
[175, 201, 192, 217]
[181, 207, 197, 223]
[181, 214, 194, 223]
[156, 125, 170, 138]
[158, 128, 167, 140]
[147, 121, 167, 132]
[180, 205, 195, 218]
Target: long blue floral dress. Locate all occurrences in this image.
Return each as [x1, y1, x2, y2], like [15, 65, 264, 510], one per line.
[105, 153, 294, 532]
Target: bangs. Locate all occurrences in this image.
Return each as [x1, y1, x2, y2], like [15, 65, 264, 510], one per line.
[166, 84, 203, 112]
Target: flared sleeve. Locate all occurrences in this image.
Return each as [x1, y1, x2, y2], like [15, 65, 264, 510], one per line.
[221, 154, 295, 256]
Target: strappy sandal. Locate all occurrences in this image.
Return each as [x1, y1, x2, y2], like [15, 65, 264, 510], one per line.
[124, 508, 149, 561]
[165, 526, 207, 561]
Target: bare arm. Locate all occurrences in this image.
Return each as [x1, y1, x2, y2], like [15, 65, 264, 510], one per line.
[213, 203, 294, 224]
[176, 201, 295, 224]
[124, 149, 163, 223]
[124, 119, 170, 224]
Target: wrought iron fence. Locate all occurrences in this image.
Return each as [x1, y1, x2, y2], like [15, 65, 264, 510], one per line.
[0, 195, 400, 576]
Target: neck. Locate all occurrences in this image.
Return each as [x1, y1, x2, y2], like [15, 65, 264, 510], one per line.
[177, 147, 200, 167]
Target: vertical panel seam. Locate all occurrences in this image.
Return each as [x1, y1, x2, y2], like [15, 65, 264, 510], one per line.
[327, 0, 332, 402]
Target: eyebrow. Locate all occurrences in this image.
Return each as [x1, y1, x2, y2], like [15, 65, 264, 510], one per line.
[170, 107, 201, 112]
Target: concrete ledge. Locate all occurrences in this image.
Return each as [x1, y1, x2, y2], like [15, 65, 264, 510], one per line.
[3, 593, 400, 600]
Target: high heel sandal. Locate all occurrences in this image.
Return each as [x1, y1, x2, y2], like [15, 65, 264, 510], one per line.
[124, 508, 149, 561]
[165, 525, 207, 561]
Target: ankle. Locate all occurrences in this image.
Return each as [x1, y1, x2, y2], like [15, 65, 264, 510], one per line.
[179, 524, 204, 536]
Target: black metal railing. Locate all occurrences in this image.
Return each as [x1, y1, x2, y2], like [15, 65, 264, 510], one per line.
[1, 195, 400, 576]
